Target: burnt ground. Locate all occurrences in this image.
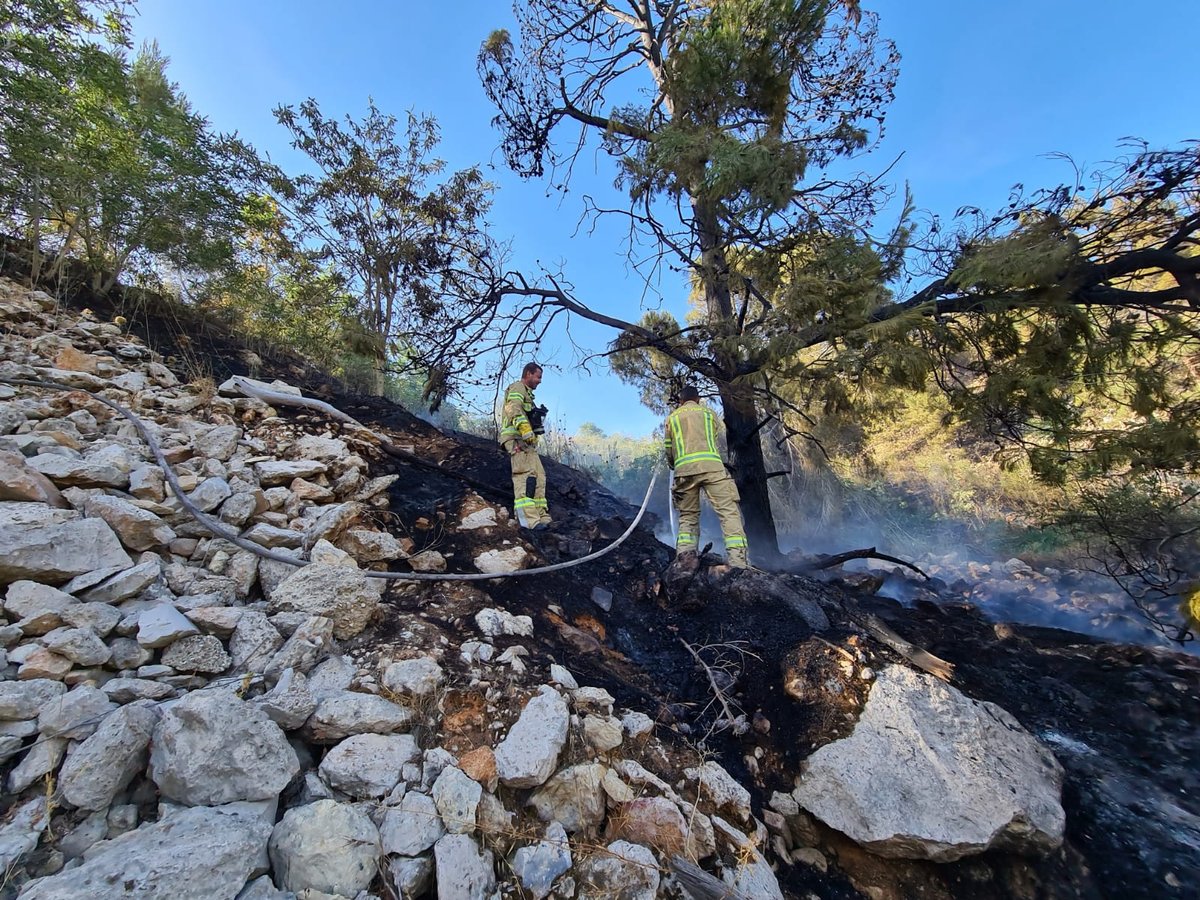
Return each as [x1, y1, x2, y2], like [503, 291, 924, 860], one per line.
[32, 273, 1200, 900]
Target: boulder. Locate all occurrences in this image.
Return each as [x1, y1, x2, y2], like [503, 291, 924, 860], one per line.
[792, 665, 1066, 861]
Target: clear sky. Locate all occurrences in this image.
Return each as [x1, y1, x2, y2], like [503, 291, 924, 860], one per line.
[129, 0, 1198, 437]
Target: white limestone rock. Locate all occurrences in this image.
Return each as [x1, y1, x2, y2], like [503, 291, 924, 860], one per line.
[268, 799, 379, 897]
[149, 691, 300, 806]
[791, 665, 1066, 861]
[494, 686, 569, 789]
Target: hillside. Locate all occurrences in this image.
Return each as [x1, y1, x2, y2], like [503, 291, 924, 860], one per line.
[0, 278, 1196, 899]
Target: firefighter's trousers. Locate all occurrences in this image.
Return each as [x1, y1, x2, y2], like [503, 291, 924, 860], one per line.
[509, 446, 550, 526]
[671, 469, 748, 566]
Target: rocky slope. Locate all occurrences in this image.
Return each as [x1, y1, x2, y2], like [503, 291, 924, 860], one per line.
[0, 277, 1196, 900]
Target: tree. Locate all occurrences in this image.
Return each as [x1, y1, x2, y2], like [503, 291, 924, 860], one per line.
[52, 42, 245, 291]
[264, 100, 496, 395]
[479, 0, 899, 562]
[0, 0, 130, 281]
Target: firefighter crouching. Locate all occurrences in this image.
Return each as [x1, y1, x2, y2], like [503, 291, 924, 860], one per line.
[501, 362, 552, 529]
[665, 385, 749, 567]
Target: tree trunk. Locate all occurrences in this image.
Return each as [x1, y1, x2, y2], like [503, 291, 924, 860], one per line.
[694, 197, 781, 565]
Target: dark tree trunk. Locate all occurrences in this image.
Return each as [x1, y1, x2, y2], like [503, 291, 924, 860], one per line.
[694, 197, 781, 565]
[717, 380, 781, 566]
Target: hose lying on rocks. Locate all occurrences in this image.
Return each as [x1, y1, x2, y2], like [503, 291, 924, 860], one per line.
[1, 377, 661, 581]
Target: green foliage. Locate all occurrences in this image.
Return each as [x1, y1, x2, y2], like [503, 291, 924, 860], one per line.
[261, 100, 495, 396]
[0, 5, 244, 291]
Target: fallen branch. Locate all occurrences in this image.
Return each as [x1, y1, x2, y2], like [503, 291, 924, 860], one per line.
[668, 855, 753, 900]
[852, 610, 954, 681]
[804, 546, 929, 580]
[679, 637, 738, 725]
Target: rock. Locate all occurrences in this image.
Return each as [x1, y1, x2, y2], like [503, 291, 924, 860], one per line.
[59, 701, 160, 810]
[590, 586, 613, 612]
[407, 550, 446, 573]
[571, 686, 614, 715]
[136, 603, 200, 648]
[381, 656, 444, 698]
[529, 763, 606, 834]
[27, 453, 127, 488]
[388, 855, 433, 899]
[459, 507, 499, 530]
[432, 765, 482, 834]
[0, 515, 132, 585]
[685, 760, 753, 823]
[433, 833, 495, 899]
[723, 847, 784, 899]
[17, 647, 74, 680]
[102, 677, 175, 703]
[149, 691, 300, 805]
[78, 559, 161, 603]
[473, 546, 529, 575]
[161, 634, 232, 674]
[494, 686, 569, 789]
[185, 605, 244, 639]
[243, 522, 304, 550]
[0, 449, 66, 506]
[457, 746, 498, 793]
[318, 733, 419, 799]
[576, 840, 659, 900]
[792, 665, 1066, 861]
[20, 806, 272, 900]
[336, 528, 406, 562]
[294, 434, 348, 460]
[229, 610, 284, 672]
[255, 459, 328, 486]
[475, 607, 534, 637]
[82, 493, 175, 551]
[304, 690, 414, 743]
[621, 711, 654, 740]
[0, 679, 68, 719]
[0, 797, 49, 872]
[255, 668, 318, 730]
[195, 424, 242, 461]
[549, 664, 578, 689]
[60, 602, 121, 638]
[380, 791, 445, 856]
[7, 736, 66, 793]
[37, 685, 115, 739]
[608, 796, 687, 853]
[268, 564, 380, 640]
[42, 626, 112, 666]
[583, 714, 624, 752]
[263, 616, 334, 680]
[512, 821, 572, 900]
[108, 637, 153, 670]
[6, 580, 80, 635]
[269, 800, 379, 896]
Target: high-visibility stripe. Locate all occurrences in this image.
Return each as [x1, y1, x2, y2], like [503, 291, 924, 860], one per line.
[677, 532, 697, 548]
[674, 451, 722, 466]
[533, 498, 548, 507]
[704, 410, 717, 453]
[514, 497, 537, 508]
[668, 413, 686, 461]
[725, 535, 747, 547]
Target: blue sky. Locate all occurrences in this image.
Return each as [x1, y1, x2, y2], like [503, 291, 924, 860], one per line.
[130, 0, 1197, 437]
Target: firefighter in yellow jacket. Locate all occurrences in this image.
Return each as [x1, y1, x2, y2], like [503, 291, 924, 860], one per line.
[664, 385, 749, 567]
[500, 362, 552, 529]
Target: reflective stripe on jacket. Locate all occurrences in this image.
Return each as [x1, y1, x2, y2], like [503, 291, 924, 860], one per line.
[663, 402, 725, 475]
[500, 381, 536, 448]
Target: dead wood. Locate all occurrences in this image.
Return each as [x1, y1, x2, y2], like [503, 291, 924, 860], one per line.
[804, 546, 929, 579]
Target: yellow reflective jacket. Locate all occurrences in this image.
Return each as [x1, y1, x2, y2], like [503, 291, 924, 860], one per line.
[500, 380, 537, 449]
[663, 401, 725, 475]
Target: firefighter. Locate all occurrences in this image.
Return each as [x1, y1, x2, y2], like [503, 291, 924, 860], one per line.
[500, 362, 552, 529]
[664, 385, 749, 567]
